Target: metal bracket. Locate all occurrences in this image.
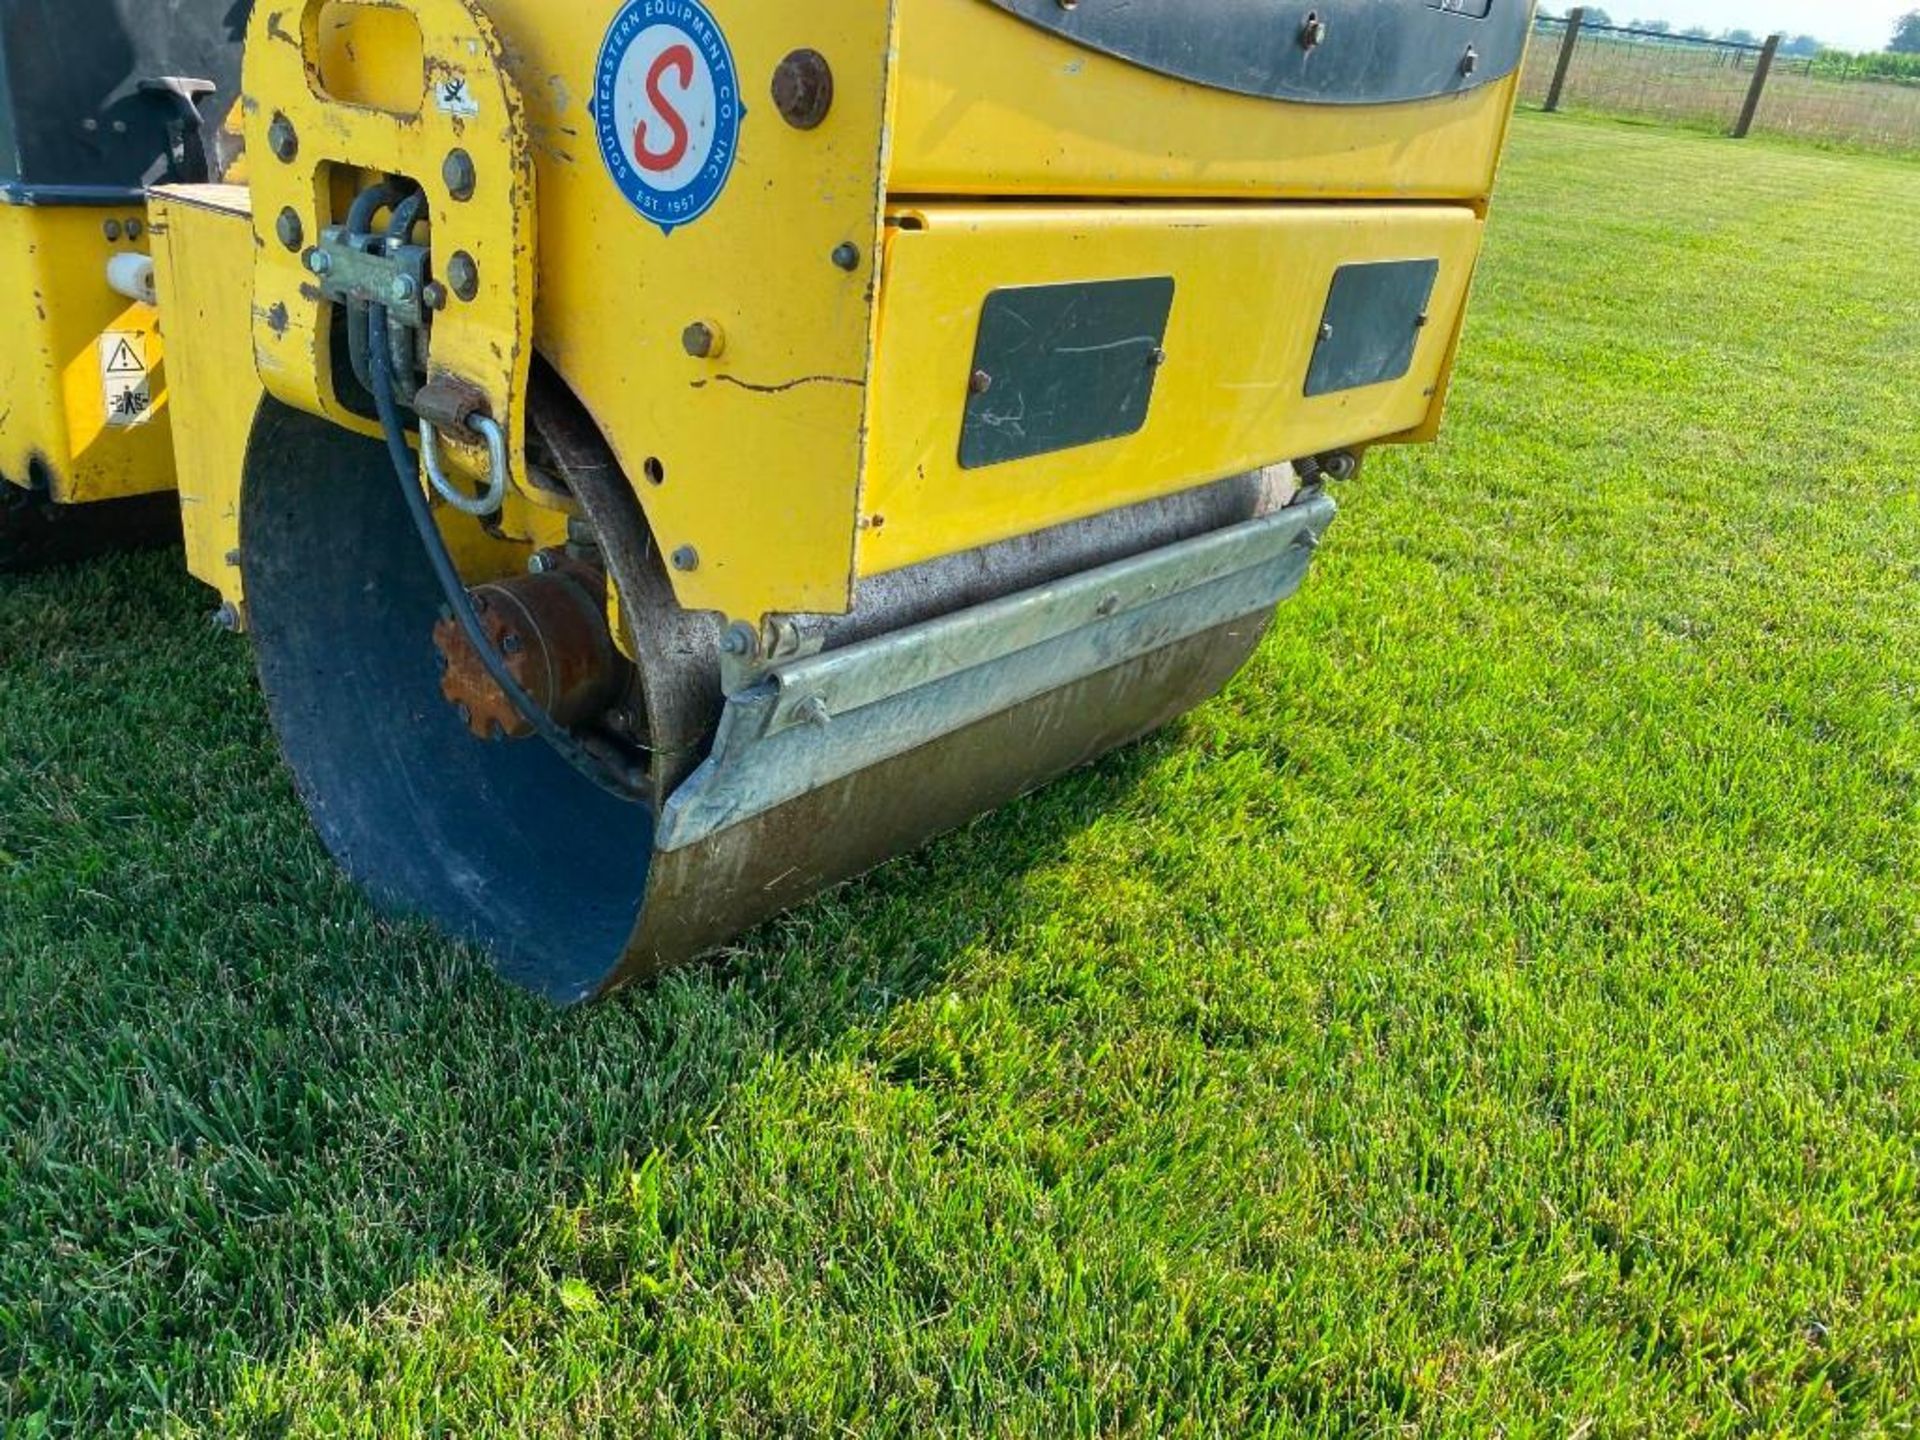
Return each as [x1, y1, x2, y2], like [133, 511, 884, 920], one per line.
[719, 615, 831, 698]
[246, 0, 537, 498]
[311, 226, 435, 404]
[310, 227, 433, 328]
[659, 494, 1339, 852]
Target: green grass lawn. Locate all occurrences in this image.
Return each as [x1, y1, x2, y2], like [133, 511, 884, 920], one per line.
[4, 113, 1919, 1436]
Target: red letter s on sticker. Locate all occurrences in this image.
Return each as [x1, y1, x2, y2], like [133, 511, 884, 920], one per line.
[633, 45, 694, 174]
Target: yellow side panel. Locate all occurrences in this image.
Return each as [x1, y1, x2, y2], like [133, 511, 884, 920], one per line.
[863, 203, 1483, 578]
[891, 0, 1521, 203]
[264, 0, 902, 623]
[482, 0, 900, 621]
[0, 204, 176, 504]
[149, 186, 262, 610]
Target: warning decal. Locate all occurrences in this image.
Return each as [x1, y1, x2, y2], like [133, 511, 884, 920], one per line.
[100, 332, 154, 427]
[435, 73, 481, 119]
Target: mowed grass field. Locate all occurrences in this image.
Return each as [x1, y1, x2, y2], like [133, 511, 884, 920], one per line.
[5, 114, 1920, 1435]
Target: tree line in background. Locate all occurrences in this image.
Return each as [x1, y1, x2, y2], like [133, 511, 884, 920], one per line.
[1538, 8, 1920, 77]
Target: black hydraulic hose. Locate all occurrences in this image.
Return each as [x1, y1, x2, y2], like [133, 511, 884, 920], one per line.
[347, 179, 409, 237]
[386, 189, 427, 244]
[364, 299, 643, 804]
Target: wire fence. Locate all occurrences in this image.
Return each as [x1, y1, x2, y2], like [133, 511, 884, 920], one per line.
[1763, 58, 1920, 151]
[1520, 13, 1920, 155]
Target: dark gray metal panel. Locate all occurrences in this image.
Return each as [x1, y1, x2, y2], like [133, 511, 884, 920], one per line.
[0, 0, 250, 190]
[961, 276, 1176, 471]
[983, 0, 1532, 106]
[1305, 259, 1440, 398]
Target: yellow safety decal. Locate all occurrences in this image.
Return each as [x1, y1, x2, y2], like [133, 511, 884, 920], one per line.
[99, 333, 157, 428]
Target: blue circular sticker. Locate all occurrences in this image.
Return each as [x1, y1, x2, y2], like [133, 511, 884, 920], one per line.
[593, 0, 743, 236]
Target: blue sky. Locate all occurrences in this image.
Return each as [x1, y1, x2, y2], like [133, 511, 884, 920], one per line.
[1599, 1, 1907, 50]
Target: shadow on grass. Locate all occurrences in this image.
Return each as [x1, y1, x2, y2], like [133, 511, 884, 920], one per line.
[0, 553, 1167, 1433]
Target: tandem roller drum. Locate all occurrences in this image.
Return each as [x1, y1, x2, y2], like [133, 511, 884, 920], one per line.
[163, 0, 1519, 1004]
[242, 394, 1334, 1003]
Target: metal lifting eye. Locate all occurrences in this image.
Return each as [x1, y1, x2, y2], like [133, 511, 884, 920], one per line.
[420, 412, 510, 517]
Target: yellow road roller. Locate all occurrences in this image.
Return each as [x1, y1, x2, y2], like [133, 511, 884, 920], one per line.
[4, 0, 1533, 1001]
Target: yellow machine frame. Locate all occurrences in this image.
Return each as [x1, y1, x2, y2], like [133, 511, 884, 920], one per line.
[0, 204, 176, 505]
[228, 0, 1524, 628]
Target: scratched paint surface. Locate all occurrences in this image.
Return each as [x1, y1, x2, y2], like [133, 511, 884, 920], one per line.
[250, 0, 899, 622]
[485, 0, 901, 621]
[239, 0, 1514, 622]
[956, 277, 1177, 471]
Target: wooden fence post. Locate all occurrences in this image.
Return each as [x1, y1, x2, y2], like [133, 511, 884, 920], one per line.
[1733, 33, 1783, 139]
[1544, 7, 1584, 113]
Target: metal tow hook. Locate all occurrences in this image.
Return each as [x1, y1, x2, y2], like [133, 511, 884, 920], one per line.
[421, 413, 510, 517]
[413, 376, 510, 518]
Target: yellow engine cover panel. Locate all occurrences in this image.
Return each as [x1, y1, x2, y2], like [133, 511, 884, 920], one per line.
[0, 203, 176, 505]
[862, 203, 1484, 577]
[890, 0, 1522, 203]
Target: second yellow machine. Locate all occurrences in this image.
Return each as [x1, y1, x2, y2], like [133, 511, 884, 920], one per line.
[14, 0, 1533, 1000]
